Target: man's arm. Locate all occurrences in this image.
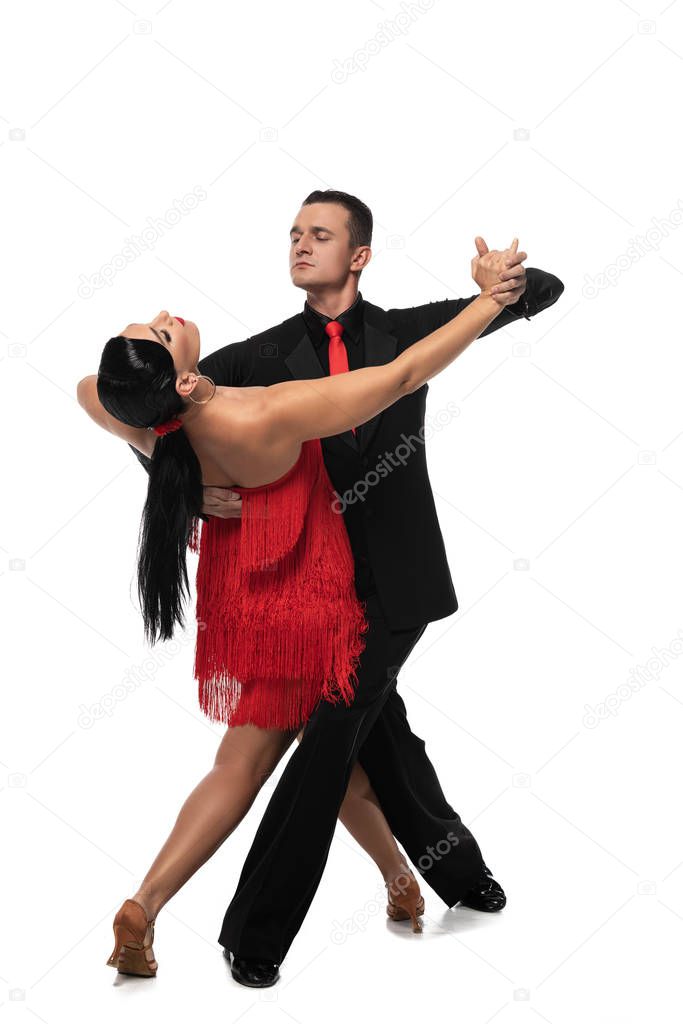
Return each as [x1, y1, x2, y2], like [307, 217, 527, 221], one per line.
[391, 267, 564, 342]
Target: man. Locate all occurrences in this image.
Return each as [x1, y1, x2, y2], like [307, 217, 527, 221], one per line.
[129, 189, 564, 986]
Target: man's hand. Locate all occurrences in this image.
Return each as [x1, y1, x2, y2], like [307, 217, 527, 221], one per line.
[472, 236, 527, 307]
[201, 487, 243, 519]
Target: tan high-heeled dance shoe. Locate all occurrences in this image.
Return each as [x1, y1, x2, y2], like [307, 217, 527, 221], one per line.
[385, 871, 424, 933]
[106, 898, 158, 976]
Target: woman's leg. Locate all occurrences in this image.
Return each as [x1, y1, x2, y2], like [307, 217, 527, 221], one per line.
[131, 723, 298, 920]
[127, 714, 412, 924]
[295, 729, 411, 886]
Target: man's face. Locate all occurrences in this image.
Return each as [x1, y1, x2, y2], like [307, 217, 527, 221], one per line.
[288, 202, 369, 290]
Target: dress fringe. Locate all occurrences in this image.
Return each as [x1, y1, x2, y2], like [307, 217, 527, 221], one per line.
[189, 439, 369, 730]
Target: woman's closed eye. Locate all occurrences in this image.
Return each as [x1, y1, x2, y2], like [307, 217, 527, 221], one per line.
[149, 326, 172, 345]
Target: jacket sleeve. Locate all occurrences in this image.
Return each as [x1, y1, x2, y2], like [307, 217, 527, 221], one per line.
[389, 267, 565, 343]
[127, 338, 255, 475]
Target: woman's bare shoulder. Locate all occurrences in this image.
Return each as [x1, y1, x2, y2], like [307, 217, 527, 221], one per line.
[200, 386, 303, 488]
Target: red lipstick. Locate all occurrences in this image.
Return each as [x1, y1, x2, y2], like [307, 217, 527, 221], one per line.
[174, 316, 185, 326]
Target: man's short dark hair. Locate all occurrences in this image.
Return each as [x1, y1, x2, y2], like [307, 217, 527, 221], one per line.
[302, 189, 373, 249]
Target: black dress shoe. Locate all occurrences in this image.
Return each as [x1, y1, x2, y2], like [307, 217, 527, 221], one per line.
[458, 863, 506, 912]
[223, 948, 280, 987]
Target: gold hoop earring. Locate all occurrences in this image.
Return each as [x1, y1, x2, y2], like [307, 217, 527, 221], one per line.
[187, 374, 216, 405]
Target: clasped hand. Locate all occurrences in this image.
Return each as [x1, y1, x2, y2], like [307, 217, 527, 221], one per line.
[472, 236, 527, 306]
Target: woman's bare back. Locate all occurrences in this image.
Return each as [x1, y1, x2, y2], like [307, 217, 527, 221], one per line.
[184, 385, 304, 490]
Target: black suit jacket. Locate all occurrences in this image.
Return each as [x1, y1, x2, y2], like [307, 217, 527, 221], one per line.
[130, 268, 564, 629]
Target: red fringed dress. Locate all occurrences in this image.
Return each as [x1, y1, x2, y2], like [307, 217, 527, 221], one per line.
[188, 437, 369, 730]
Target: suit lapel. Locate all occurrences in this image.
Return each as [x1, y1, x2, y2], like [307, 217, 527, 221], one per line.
[357, 313, 398, 454]
[284, 328, 358, 457]
[283, 306, 398, 456]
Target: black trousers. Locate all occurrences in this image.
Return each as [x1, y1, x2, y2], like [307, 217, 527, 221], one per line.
[217, 593, 485, 964]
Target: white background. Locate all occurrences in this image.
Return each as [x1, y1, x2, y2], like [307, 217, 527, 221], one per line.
[2, 0, 682, 1020]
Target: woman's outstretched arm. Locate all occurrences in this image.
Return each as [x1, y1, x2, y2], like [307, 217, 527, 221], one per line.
[262, 288, 508, 447]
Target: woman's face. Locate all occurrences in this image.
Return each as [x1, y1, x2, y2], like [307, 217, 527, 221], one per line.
[120, 311, 200, 373]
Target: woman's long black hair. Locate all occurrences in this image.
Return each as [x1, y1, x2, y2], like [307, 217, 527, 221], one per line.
[97, 336, 207, 645]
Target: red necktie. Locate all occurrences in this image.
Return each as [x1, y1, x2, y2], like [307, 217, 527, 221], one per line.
[325, 320, 356, 435]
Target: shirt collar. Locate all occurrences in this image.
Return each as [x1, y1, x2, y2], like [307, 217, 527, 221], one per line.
[303, 291, 364, 347]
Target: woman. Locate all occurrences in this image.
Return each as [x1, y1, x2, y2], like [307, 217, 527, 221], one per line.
[77, 241, 524, 976]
